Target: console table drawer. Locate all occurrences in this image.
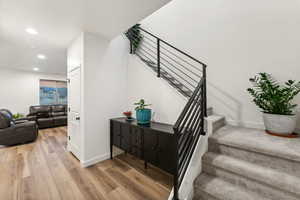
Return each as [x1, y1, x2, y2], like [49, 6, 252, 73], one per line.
[111, 121, 121, 148]
[110, 118, 175, 175]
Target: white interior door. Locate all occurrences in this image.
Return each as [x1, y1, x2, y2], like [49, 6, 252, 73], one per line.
[68, 67, 81, 159]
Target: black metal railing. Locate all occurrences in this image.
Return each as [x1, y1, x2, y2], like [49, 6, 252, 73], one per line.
[128, 27, 206, 98]
[172, 74, 207, 200]
[127, 26, 207, 200]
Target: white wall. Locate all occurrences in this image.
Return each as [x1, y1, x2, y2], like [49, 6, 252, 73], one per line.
[82, 33, 129, 164]
[135, 0, 300, 130]
[0, 68, 66, 115]
[127, 56, 187, 124]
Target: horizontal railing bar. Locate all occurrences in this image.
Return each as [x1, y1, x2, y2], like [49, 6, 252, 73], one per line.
[160, 62, 197, 89]
[135, 52, 156, 66]
[174, 79, 203, 130]
[178, 128, 202, 186]
[178, 131, 192, 155]
[183, 95, 203, 132]
[160, 45, 202, 73]
[160, 50, 202, 78]
[138, 48, 194, 92]
[136, 46, 157, 61]
[192, 115, 205, 137]
[178, 133, 194, 165]
[138, 27, 160, 39]
[141, 35, 157, 44]
[130, 37, 157, 55]
[178, 121, 204, 172]
[189, 106, 203, 135]
[161, 57, 198, 84]
[178, 131, 188, 145]
[130, 29, 203, 73]
[133, 39, 194, 87]
[142, 39, 158, 49]
[139, 27, 207, 67]
[178, 129, 202, 176]
[160, 40, 206, 68]
[130, 28, 158, 45]
[138, 42, 157, 55]
[178, 128, 192, 144]
[177, 88, 203, 133]
[140, 41, 202, 79]
[141, 45, 202, 81]
[160, 73, 193, 98]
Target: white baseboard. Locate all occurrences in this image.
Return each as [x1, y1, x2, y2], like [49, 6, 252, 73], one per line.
[67, 143, 81, 161]
[81, 153, 110, 168]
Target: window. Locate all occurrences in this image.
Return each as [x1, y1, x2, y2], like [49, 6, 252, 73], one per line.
[40, 79, 67, 105]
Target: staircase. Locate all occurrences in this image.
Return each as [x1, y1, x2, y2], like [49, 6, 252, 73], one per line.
[126, 25, 208, 200]
[194, 125, 300, 200]
[127, 25, 205, 99]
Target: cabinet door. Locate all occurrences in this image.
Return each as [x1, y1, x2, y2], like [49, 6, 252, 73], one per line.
[144, 130, 159, 166]
[120, 123, 131, 152]
[157, 134, 175, 174]
[112, 121, 121, 148]
[129, 126, 143, 158]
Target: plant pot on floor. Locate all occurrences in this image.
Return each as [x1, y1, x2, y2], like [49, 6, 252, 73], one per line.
[247, 72, 300, 137]
[263, 113, 297, 136]
[136, 109, 151, 125]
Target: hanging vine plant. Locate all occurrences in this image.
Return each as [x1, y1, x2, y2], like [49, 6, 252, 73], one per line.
[125, 24, 143, 54]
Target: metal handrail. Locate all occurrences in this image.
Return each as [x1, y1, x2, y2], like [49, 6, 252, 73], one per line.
[127, 26, 207, 200]
[130, 28, 203, 73]
[139, 27, 207, 66]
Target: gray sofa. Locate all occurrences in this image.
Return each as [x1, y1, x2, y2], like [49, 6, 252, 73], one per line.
[0, 109, 38, 146]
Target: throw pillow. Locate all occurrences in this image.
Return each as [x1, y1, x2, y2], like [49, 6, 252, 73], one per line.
[0, 112, 11, 129]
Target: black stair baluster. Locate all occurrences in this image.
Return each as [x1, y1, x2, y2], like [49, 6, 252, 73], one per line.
[125, 26, 207, 200]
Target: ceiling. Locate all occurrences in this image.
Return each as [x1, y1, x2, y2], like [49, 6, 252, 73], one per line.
[0, 0, 171, 74]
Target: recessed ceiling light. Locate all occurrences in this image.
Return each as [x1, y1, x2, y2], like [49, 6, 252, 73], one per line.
[37, 54, 47, 60]
[33, 67, 39, 71]
[26, 28, 38, 35]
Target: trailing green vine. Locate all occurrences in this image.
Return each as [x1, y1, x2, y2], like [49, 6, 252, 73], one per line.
[125, 24, 143, 54]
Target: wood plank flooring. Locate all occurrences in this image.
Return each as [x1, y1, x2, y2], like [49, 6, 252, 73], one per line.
[0, 127, 172, 200]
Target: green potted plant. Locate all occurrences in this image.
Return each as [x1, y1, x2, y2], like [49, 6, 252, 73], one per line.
[13, 113, 24, 120]
[125, 24, 143, 54]
[247, 73, 300, 136]
[134, 99, 152, 125]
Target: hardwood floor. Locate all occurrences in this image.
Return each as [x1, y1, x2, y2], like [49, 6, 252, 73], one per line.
[0, 127, 172, 200]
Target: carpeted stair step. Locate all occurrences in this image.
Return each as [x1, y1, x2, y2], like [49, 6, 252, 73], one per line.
[193, 173, 271, 200]
[208, 125, 300, 178]
[193, 189, 218, 200]
[202, 152, 300, 200]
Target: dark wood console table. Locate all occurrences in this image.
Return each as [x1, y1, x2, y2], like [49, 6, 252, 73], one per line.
[110, 117, 175, 174]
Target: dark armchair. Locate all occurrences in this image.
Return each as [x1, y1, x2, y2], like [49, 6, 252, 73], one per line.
[0, 109, 30, 124]
[0, 110, 38, 146]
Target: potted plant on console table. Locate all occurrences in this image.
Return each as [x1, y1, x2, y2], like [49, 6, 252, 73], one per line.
[247, 72, 300, 137]
[134, 99, 152, 125]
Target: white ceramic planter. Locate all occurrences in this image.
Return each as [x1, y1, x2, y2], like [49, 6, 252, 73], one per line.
[263, 113, 297, 135]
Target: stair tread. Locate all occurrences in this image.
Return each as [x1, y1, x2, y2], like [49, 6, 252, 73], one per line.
[210, 125, 300, 162]
[194, 173, 271, 200]
[203, 152, 300, 196]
